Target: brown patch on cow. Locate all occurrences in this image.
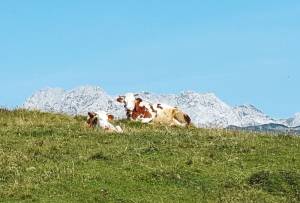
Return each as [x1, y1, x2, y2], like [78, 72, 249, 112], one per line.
[88, 112, 96, 118]
[184, 114, 191, 125]
[126, 109, 132, 119]
[131, 111, 140, 120]
[135, 98, 143, 103]
[131, 99, 152, 119]
[108, 114, 114, 121]
[157, 104, 163, 109]
[87, 112, 98, 128]
[172, 109, 191, 127]
[150, 105, 157, 116]
[131, 106, 152, 119]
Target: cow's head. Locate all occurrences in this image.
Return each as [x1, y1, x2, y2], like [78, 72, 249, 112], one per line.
[117, 93, 147, 120]
[87, 111, 114, 127]
[116, 93, 140, 111]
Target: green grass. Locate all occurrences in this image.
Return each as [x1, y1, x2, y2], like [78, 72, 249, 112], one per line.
[0, 109, 299, 202]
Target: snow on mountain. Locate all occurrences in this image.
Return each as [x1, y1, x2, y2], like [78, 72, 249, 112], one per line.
[282, 113, 300, 127]
[233, 105, 276, 127]
[24, 86, 126, 119]
[23, 86, 290, 128]
[176, 92, 241, 128]
[58, 86, 124, 117]
[23, 88, 66, 113]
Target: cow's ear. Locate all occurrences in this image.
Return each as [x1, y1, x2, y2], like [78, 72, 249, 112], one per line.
[117, 96, 125, 103]
[135, 98, 143, 103]
[108, 114, 114, 121]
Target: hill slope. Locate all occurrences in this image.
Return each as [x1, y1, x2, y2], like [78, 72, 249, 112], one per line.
[0, 109, 299, 202]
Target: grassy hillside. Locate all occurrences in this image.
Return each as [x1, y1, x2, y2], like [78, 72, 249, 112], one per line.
[0, 109, 299, 202]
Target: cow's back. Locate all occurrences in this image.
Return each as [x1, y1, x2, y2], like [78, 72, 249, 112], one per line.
[153, 104, 191, 126]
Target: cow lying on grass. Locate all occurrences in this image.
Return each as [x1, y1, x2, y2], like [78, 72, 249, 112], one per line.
[117, 93, 191, 127]
[87, 111, 123, 133]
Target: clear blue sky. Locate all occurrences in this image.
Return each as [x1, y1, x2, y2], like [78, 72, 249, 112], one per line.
[0, 1, 299, 118]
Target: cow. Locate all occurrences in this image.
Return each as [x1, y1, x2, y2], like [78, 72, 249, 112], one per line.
[87, 111, 123, 133]
[116, 93, 191, 127]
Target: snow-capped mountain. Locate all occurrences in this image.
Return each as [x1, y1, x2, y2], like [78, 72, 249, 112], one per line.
[23, 88, 65, 113]
[24, 86, 126, 119]
[58, 86, 124, 118]
[233, 105, 276, 127]
[23, 86, 296, 128]
[281, 113, 300, 127]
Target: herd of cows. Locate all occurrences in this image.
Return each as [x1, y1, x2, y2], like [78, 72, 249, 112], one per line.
[86, 93, 191, 133]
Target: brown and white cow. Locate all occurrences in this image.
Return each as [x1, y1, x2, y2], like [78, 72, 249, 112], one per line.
[87, 111, 123, 133]
[117, 93, 191, 127]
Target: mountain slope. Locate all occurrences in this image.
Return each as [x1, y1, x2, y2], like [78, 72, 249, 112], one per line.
[23, 88, 65, 113]
[24, 86, 126, 119]
[283, 113, 300, 127]
[233, 105, 276, 127]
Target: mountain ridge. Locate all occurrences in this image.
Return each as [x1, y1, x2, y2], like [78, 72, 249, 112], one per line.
[23, 85, 299, 128]
[227, 123, 300, 135]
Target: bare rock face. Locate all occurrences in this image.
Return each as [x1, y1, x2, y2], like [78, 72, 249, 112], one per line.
[23, 86, 296, 128]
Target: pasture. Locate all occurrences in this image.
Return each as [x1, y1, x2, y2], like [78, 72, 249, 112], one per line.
[0, 109, 299, 202]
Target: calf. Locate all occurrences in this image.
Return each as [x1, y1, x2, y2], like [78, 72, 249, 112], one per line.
[117, 93, 191, 127]
[87, 111, 123, 133]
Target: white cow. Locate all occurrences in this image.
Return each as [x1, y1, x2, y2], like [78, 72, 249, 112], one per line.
[117, 93, 191, 127]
